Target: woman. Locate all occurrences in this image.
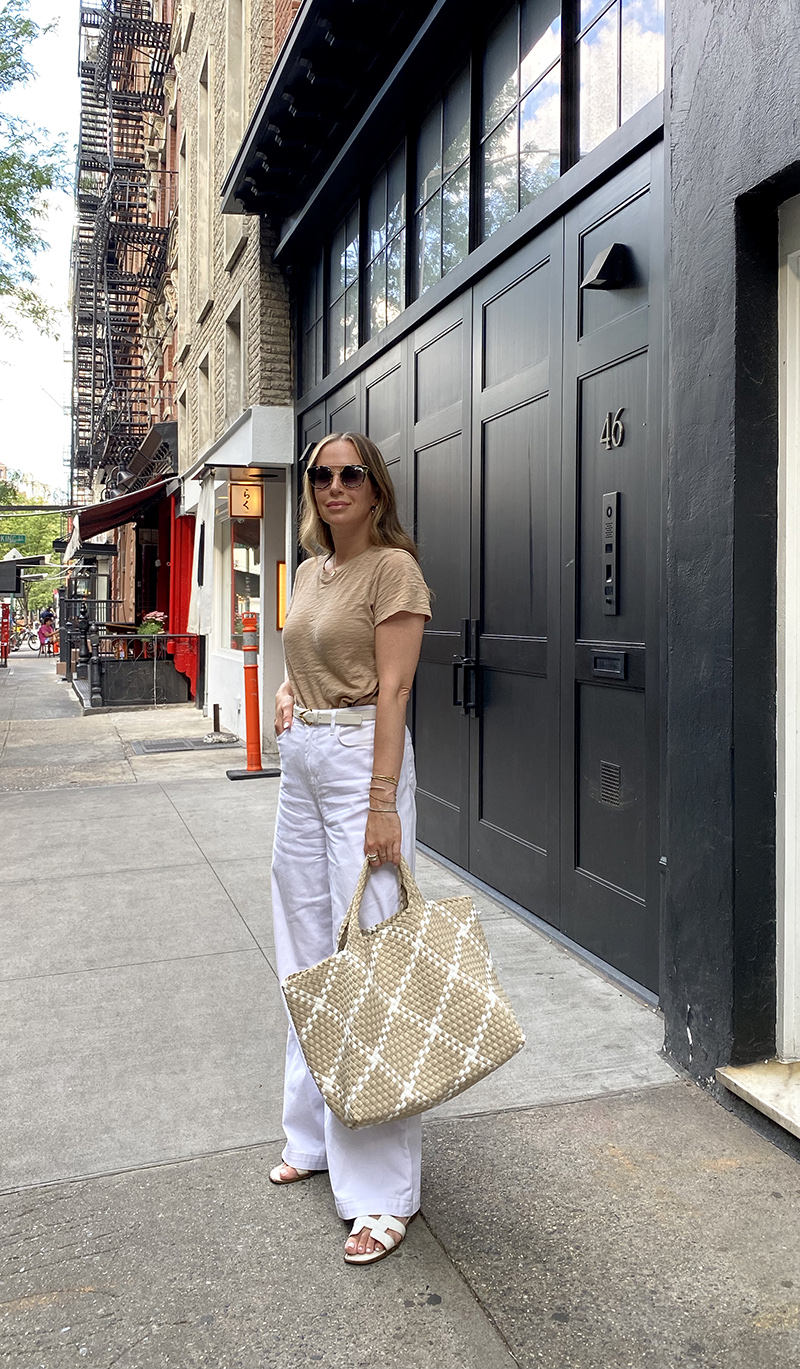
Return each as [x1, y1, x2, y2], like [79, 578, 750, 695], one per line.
[270, 431, 431, 1266]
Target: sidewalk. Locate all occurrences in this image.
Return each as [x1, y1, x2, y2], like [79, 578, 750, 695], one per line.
[1, 655, 799, 1368]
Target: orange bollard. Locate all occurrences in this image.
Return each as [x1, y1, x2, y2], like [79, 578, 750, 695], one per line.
[226, 612, 280, 781]
[242, 612, 262, 771]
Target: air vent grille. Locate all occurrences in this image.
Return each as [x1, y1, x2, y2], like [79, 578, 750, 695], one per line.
[600, 760, 622, 806]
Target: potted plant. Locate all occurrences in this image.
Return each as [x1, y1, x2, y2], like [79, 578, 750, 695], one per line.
[137, 610, 167, 657]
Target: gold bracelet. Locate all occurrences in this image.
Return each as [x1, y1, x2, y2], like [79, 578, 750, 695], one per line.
[369, 804, 397, 813]
[372, 774, 398, 786]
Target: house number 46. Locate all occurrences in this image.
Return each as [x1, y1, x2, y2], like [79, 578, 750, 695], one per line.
[600, 408, 625, 449]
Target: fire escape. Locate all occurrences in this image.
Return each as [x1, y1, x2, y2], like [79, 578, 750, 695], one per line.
[71, 0, 173, 505]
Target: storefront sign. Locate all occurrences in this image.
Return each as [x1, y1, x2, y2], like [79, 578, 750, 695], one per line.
[229, 483, 262, 518]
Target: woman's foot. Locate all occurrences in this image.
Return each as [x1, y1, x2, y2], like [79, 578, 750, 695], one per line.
[344, 1213, 416, 1264]
[268, 1162, 318, 1185]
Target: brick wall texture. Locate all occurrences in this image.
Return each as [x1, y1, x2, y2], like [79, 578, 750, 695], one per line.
[274, 0, 302, 55]
[175, 0, 292, 474]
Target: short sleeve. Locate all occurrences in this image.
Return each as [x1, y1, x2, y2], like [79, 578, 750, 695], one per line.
[371, 550, 431, 626]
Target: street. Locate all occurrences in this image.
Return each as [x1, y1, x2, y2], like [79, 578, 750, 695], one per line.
[1, 655, 799, 1368]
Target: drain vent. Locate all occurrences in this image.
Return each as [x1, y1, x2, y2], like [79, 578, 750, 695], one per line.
[130, 736, 240, 755]
[600, 760, 622, 805]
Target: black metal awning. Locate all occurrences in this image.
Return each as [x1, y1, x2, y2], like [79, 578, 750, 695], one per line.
[220, 0, 438, 221]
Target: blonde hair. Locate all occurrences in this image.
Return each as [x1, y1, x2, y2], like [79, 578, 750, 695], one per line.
[299, 432, 419, 560]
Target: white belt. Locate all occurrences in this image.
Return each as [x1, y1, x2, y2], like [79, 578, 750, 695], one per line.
[293, 704, 376, 727]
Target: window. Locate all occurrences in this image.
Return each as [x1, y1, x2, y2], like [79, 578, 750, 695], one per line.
[328, 205, 359, 371]
[197, 52, 213, 312]
[225, 0, 249, 263]
[365, 145, 406, 339]
[197, 351, 211, 450]
[301, 250, 324, 392]
[177, 133, 189, 354]
[579, 0, 664, 156]
[230, 517, 260, 649]
[225, 300, 244, 425]
[177, 385, 188, 471]
[415, 67, 470, 296]
[482, 0, 561, 240]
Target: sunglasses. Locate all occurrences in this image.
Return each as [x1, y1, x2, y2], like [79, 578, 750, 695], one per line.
[307, 464, 371, 490]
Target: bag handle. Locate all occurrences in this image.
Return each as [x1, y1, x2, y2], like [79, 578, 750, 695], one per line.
[336, 855, 419, 951]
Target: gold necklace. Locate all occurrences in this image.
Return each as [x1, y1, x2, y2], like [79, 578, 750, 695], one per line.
[322, 554, 337, 578]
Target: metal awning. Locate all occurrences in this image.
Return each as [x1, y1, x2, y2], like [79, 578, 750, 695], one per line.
[63, 477, 180, 563]
[220, 0, 437, 221]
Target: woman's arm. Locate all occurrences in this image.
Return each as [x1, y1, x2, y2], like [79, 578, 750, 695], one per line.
[366, 610, 426, 866]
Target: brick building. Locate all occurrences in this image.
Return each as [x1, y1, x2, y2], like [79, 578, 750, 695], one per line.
[174, 0, 293, 741]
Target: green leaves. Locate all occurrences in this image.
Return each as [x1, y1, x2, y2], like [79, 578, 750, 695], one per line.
[0, 0, 69, 334]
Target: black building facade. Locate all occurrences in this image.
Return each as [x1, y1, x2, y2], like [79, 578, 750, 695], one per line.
[225, 0, 800, 1116]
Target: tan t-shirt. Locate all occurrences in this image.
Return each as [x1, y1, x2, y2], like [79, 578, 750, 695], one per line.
[283, 547, 431, 709]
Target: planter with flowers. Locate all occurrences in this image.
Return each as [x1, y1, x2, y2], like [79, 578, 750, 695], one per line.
[137, 611, 167, 658]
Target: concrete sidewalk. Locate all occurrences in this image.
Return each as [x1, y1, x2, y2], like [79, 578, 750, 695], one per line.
[1, 655, 799, 1368]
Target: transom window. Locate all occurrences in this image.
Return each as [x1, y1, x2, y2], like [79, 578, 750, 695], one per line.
[482, 0, 561, 239]
[300, 0, 664, 392]
[302, 250, 324, 392]
[328, 206, 359, 370]
[366, 147, 406, 339]
[579, 0, 665, 156]
[415, 66, 471, 297]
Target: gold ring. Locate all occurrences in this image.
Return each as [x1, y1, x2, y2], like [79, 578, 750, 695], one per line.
[367, 852, 379, 862]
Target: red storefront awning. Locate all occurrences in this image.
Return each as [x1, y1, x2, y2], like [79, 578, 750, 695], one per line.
[64, 477, 180, 561]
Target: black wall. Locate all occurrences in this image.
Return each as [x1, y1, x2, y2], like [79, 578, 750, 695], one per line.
[664, 0, 800, 1077]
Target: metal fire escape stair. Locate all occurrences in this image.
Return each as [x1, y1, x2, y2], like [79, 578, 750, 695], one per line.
[71, 0, 174, 504]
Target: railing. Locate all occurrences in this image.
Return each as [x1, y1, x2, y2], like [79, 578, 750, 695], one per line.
[75, 629, 198, 707]
[59, 600, 124, 667]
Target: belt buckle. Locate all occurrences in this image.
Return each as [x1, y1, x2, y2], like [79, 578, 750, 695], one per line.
[298, 709, 314, 726]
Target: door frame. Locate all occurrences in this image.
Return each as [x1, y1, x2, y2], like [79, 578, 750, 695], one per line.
[777, 192, 800, 1061]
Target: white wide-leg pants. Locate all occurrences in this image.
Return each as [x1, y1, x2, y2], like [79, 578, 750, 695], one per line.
[271, 718, 422, 1221]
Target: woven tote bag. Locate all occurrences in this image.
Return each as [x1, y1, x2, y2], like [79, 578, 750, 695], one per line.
[282, 857, 525, 1129]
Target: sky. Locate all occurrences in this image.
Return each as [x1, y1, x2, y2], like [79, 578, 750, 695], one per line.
[0, 0, 79, 500]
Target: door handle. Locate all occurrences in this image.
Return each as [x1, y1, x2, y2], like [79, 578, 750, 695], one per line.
[463, 659, 477, 713]
[452, 656, 464, 708]
[451, 620, 479, 714]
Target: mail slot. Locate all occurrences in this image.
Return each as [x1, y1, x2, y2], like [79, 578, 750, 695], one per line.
[592, 650, 627, 679]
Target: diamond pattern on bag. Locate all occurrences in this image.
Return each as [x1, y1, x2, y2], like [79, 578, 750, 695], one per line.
[283, 858, 525, 1129]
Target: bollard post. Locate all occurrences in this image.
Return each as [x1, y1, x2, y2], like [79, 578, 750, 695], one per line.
[226, 612, 280, 781]
[77, 604, 91, 677]
[89, 622, 102, 708]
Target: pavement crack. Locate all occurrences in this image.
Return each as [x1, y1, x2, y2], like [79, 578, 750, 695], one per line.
[418, 1210, 523, 1368]
[159, 783, 278, 978]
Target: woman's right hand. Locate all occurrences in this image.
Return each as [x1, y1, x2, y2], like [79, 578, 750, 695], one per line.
[274, 679, 295, 735]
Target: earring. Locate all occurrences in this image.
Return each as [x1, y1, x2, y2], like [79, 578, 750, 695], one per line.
[371, 505, 377, 512]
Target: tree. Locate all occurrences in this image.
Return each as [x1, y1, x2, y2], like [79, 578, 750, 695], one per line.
[0, 0, 68, 335]
[0, 467, 63, 616]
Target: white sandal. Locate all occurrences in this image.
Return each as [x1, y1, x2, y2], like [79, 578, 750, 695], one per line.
[268, 1162, 319, 1186]
[343, 1213, 416, 1266]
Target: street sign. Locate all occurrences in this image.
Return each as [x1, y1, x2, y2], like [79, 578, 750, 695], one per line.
[0, 534, 25, 544]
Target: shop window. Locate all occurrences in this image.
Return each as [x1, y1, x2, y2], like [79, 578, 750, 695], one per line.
[328, 205, 359, 371]
[365, 145, 406, 339]
[230, 517, 261, 649]
[579, 0, 664, 157]
[415, 66, 470, 297]
[482, 0, 561, 240]
[302, 250, 324, 392]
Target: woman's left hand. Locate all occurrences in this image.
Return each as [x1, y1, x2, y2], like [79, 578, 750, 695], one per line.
[364, 811, 402, 867]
